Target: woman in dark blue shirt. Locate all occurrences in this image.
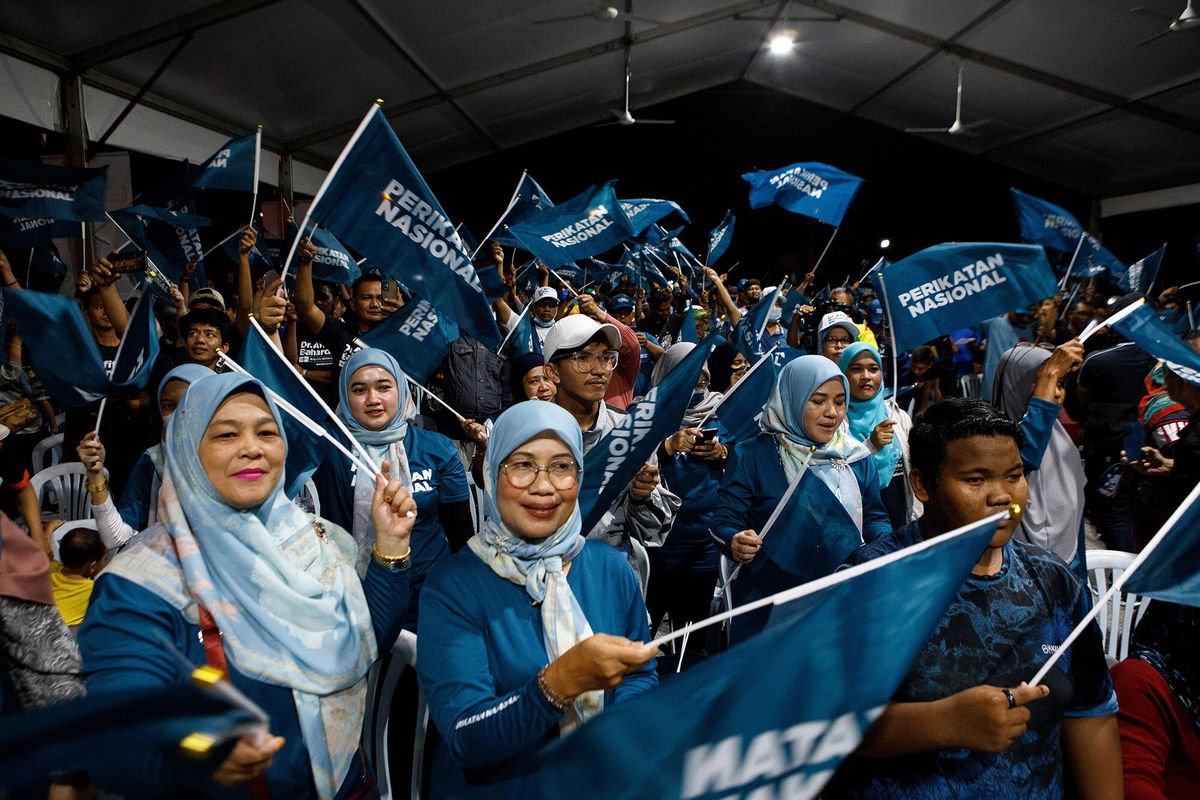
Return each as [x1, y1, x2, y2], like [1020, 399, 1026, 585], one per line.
[712, 355, 890, 641]
[417, 401, 657, 797]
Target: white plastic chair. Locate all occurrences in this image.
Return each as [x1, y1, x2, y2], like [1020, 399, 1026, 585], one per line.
[30, 463, 93, 523]
[31, 433, 64, 473]
[959, 373, 982, 399]
[295, 478, 321, 516]
[1086, 549, 1152, 665]
[363, 631, 427, 800]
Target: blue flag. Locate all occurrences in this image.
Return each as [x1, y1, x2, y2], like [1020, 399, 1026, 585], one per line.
[286, 222, 360, 285]
[742, 162, 863, 226]
[0, 215, 80, 248]
[220, 224, 276, 273]
[308, 105, 499, 346]
[1072, 233, 1125, 279]
[109, 205, 206, 285]
[734, 286, 779, 362]
[488, 172, 555, 247]
[707, 210, 735, 265]
[1118, 245, 1165, 293]
[0, 157, 107, 222]
[878, 243, 1058, 352]
[717, 346, 803, 445]
[578, 336, 720, 533]
[679, 305, 699, 344]
[505, 306, 543, 358]
[508, 180, 636, 267]
[360, 297, 459, 383]
[466, 512, 1001, 800]
[1107, 299, 1200, 385]
[1123, 484, 1200, 605]
[237, 325, 331, 498]
[619, 198, 688, 236]
[588, 259, 637, 288]
[189, 133, 258, 193]
[1011, 188, 1084, 252]
[3, 288, 159, 406]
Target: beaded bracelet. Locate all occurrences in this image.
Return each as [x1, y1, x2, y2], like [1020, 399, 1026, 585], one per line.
[537, 666, 570, 712]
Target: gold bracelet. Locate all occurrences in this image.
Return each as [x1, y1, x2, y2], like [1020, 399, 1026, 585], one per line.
[371, 543, 410, 570]
[86, 478, 108, 495]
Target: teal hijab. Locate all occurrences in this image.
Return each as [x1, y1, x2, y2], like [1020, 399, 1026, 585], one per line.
[839, 342, 901, 487]
[467, 400, 601, 730]
[161, 373, 375, 800]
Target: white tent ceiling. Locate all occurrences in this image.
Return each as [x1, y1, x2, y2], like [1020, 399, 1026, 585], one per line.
[2, 0, 1198, 204]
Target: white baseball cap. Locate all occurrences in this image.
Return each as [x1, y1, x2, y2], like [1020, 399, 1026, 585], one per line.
[531, 286, 560, 305]
[818, 311, 859, 342]
[542, 315, 621, 363]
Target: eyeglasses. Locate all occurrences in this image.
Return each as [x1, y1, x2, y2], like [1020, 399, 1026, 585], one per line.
[825, 337, 854, 346]
[562, 350, 619, 373]
[500, 458, 580, 489]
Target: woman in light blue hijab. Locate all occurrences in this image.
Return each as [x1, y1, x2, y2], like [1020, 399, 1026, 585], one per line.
[711, 355, 891, 641]
[417, 400, 657, 797]
[840, 342, 920, 527]
[79, 372, 415, 800]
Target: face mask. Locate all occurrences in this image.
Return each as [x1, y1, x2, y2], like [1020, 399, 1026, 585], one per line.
[533, 317, 555, 328]
[767, 304, 782, 322]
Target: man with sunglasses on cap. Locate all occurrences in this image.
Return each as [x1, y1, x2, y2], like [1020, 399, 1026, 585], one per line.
[542, 312, 679, 585]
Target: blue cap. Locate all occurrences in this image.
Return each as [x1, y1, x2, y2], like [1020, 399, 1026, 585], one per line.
[867, 299, 883, 325]
[610, 294, 634, 311]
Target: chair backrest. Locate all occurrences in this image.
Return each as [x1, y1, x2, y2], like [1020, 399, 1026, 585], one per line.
[959, 373, 982, 399]
[363, 631, 422, 800]
[295, 478, 321, 516]
[1086, 549, 1152, 664]
[29, 463, 92, 523]
[32, 433, 65, 473]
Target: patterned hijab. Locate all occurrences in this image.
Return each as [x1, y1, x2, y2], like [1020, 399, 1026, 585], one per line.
[760, 355, 872, 530]
[336, 348, 415, 566]
[839, 343, 901, 486]
[466, 400, 600, 731]
[160, 373, 374, 800]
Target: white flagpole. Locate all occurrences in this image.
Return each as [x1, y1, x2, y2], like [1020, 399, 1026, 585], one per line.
[1077, 298, 1145, 344]
[200, 227, 243, 260]
[874, 265, 902, 399]
[242, 317, 381, 474]
[218, 353, 378, 479]
[1188, 300, 1195, 330]
[549, 268, 581, 298]
[471, 170, 526, 259]
[1029, 478, 1200, 687]
[1059, 233, 1086, 291]
[497, 302, 532, 352]
[697, 344, 782, 427]
[649, 509, 1010, 650]
[94, 284, 151, 432]
[405, 375, 466, 423]
[279, 104, 380, 285]
[725, 445, 816, 583]
[249, 126, 262, 226]
[811, 225, 841, 277]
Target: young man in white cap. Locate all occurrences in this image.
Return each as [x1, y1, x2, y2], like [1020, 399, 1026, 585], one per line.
[542, 312, 680, 584]
[817, 310, 860, 363]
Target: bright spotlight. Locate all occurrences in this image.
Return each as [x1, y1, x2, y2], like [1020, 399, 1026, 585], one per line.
[879, 238, 891, 249]
[768, 31, 795, 55]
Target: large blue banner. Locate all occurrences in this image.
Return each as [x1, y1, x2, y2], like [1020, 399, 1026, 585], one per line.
[878, 243, 1058, 352]
[717, 346, 803, 445]
[1117, 245, 1165, 294]
[1108, 300, 1200, 386]
[462, 512, 1001, 800]
[189, 133, 258, 193]
[489, 172, 554, 248]
[359, 297, 459, 383]
[742, 162, 863, 226]
[508, 180, 635, 268]
[1123, 485, 1200, 606]
[1010, 188, 1084, 253]
[707, 209, 735, 265]
[578, 336, 720, 533]
[2, 287, 158, 406]
[0, 157, 107, 222]
[308, 105, 499, 346]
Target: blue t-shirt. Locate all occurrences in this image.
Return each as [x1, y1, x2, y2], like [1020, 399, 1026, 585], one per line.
[656, 419, 729, 574]
[827, 522, 1118, 799]
[416, 540, 657, 797]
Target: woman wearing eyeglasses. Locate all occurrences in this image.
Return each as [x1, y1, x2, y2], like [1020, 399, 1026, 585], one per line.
[311, 348, 472, 630]
[417, 400, 658, 797]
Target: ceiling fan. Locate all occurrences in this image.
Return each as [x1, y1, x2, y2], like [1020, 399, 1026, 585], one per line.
[1134, 0, 1200, 46]
[600, 38, 674, 126]
[534, 2, 662, 26]
[905, 63, 986, 137]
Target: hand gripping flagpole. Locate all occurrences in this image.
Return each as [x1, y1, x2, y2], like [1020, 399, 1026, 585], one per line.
[1028, 478, 1200, 687]
[649, 508, 1012, 651]
[724, 444, 816, 583]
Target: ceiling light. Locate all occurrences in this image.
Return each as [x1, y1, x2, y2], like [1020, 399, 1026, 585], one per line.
[880, 238, 891, 249]
[768, 30, 796, 55]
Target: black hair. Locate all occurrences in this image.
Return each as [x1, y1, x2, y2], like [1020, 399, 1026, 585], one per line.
[909, 398, 1024, 485]
[179, 307, 233, 344]
[351, 271, 383, 296]
[910, 345, 937, 364]
[59, 527, 104, 570]
[649, 289, 672, 306]
[78, 286, 102, 307]
[746, 278, 762, 288]
[708, 340, 740, 393]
